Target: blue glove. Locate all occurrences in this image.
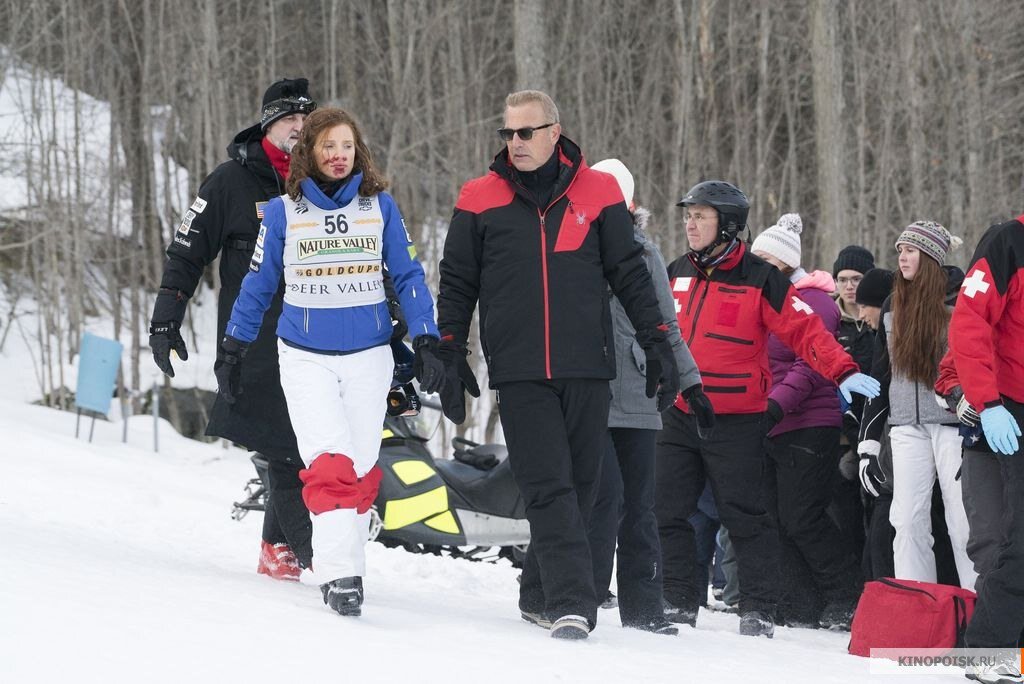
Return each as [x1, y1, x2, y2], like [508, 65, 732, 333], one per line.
[839, 372, 881, 403]
[980, 405, 1022, 456]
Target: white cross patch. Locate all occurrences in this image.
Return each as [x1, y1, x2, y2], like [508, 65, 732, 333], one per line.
[962, 269, 991, 299]
[673, 277, 693, 292]
[791, 296, 813, 315]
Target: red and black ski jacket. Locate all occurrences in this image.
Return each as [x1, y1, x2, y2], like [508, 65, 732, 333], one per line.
[668, 242, 859, 415]
[948, 215, 1024, 409]
[436, 136, 663, 386]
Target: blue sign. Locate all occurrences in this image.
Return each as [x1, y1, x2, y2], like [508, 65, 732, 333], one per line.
[75, 332, 123, 415]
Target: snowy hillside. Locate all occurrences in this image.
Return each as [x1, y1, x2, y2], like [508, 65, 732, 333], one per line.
[0, 51, 189, 233]
[0, 391, 959, 684]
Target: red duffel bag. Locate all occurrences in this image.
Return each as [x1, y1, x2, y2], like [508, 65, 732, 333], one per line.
[849, 578, 976, 657]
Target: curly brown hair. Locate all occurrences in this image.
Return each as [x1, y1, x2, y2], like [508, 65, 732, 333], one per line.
[285, 107, 389, 200]
[890, 253, 950, 386]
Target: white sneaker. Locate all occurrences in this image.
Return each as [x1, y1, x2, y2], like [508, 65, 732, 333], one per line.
[966, 660, 1024, 684]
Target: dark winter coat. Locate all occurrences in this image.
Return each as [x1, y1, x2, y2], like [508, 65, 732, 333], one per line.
[766, 269, 844, 436]
[667, 241, 859, 416]
[837, 303, 875, 375]
[608, 209, 702, 430]
[836, 301, 876, 446]
[159, 124, 298, 462]
[860, 266, 965, 445]
[436, 136, 664, 386]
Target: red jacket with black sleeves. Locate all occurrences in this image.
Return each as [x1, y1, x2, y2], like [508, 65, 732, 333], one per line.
[436, 136, 664, 387]
[948, 215, 1024, 409]
[668, 241, 859, 415]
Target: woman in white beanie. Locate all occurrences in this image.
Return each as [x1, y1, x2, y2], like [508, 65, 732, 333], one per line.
[857, 220, 976, 590]
[751, 213, 863, 630]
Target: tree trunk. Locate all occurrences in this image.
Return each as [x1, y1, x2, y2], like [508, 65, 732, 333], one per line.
[809, 0, 847, 266]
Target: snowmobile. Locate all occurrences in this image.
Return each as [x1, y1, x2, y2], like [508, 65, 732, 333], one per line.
[231, 395, 530, 567]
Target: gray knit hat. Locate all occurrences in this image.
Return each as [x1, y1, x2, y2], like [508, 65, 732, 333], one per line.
[895, 220, 962, 265]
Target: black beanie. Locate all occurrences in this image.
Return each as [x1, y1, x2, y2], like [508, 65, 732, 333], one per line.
[855, 268, 895, 308]
[260, 78, 317, 130]
[832, 245, 875, 277]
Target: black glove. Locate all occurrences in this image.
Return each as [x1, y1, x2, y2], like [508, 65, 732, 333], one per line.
[387, 382, 422, 417]
[413, 335, 446, 394]
[765, 398, 784, 432]
[214, 336, 249, 405]
[149, 288, 189, 377]
[682, 384, 716, 439]
[941, 386, 981, 427]
[387, 298, 408, 343]
[858, 455, 886, 497]
[413, 335, 480, 424]
[635, 326, 681, 412]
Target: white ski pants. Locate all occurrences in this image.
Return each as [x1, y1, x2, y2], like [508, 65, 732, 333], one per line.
[277, 341, 393, 583]
[889, 423, 978, 590]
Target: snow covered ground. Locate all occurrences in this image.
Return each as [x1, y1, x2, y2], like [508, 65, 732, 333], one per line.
[0, 397, 960, 684]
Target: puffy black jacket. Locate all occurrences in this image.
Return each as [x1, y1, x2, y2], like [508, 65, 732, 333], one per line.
[158, 124, 298, 461]
[437, 137, 663, 386]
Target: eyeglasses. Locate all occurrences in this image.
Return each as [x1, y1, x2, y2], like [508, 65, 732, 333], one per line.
[837, 276, 863, 287]
[497, 123, 555, 142]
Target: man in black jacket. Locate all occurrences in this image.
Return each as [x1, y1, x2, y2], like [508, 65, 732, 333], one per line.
[149, 79, 316, 579]
[419, 90, 680, 640]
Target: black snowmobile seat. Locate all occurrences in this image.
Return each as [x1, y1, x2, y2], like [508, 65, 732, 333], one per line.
[434, 452, 521, 519]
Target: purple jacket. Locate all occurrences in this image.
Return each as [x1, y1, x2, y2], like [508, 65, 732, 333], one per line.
[767, 270, 843, 436]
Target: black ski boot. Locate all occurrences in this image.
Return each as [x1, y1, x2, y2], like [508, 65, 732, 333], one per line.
[321, 576, 363, 617]
[739, 610, 775, 638]
[819, 599, 857, 631]
[663, 598, 698, 627]
[626, 617, 680, 636]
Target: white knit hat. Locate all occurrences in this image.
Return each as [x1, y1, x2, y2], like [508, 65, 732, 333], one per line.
[751, 213, 803, 269]
[591, 158, 635, 209]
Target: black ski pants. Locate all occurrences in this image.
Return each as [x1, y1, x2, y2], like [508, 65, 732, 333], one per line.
[261, 453, 313, 568]
[587, 427, 665, 625]
[655, 407, 779, 615]
[864, 492, 896, 580]
[962, 445, 1004, 597]
[764, 427, 863, 621]
[965, 397, 1024, 648]
[497, 379, 610, 627]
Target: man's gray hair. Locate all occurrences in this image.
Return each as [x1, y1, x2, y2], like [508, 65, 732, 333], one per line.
[505, 90, 559, 123]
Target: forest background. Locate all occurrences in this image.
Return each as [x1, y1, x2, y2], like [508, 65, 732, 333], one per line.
[1, 0, 1021, 443]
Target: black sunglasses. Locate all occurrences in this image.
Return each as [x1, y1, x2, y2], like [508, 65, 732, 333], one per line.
[497, 122, 555, 142]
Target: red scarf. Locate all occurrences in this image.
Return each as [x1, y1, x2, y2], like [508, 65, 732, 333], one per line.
[261, 137, 291, 180]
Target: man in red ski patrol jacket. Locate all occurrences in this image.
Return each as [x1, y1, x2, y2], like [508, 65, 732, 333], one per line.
[656, 181, 880, 637]
[422, 90, 682, 641]
[946, 214, 1024, 662]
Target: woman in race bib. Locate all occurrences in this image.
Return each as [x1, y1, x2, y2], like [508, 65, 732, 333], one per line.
[219, 107, 440, 617]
